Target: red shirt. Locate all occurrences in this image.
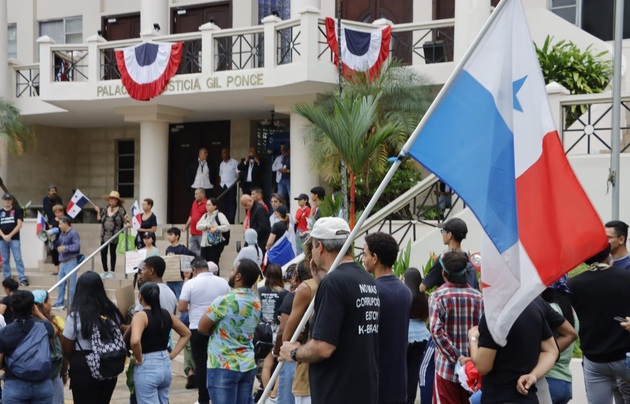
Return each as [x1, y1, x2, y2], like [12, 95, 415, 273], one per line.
[189, 198, 207, 236]
[295, 206, 311, 232]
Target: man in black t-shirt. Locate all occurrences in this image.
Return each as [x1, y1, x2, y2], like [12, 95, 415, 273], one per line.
[363, 232, 411, 404]
[568, 245, 630, 403]
[469, 300, 558, 403]
[0, 194, 28, 286]
[280, 217, 379, 404]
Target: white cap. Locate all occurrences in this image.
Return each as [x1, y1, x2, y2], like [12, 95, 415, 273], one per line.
[310, 217, 351, 240]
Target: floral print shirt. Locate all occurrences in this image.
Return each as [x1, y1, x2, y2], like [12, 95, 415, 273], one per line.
[205, 288, 261, 372]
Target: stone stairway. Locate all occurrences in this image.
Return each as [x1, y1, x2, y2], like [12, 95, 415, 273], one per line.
[4, 223, 244, 376]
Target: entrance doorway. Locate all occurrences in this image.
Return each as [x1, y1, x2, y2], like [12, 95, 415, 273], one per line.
[168, 121, 231, 223]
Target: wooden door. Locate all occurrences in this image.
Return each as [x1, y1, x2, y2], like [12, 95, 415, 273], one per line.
[342, 0, 412, 64]
[172, 2, 232, 73]
[168, 121, 231, 223]
[101, 14, 140, 79]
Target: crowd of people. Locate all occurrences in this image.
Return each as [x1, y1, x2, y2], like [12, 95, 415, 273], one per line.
[3, 146, 630, 404]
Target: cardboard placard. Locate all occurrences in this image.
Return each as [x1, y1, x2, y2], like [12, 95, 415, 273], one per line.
[115, 284, 135, 319]
[162, 254, 194, 282]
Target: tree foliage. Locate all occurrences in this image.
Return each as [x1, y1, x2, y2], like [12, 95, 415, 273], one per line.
[535, 36, 612, 126]
[293, 60, 432, 225]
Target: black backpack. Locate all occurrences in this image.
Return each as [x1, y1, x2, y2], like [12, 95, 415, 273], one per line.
[253, 322, 273, 359]
[79, 318, 127, 381]
[216, 214, 230, 246]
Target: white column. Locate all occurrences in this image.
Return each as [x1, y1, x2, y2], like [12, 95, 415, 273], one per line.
[141, 0, 169, 36]
[453, 0, 491, 62]
[0, 0, 9, 181]
[289, 111, 319, 215]
[139, 121, 169, 224]
[291, 0, 321, 19]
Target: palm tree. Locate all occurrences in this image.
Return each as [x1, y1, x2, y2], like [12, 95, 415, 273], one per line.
[295, 91, 401, 228]
[293, 60, 432, 227]
[0, 99, 34, 198]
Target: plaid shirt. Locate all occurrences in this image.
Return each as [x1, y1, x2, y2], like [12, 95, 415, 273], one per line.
[429, 283, 484, 382]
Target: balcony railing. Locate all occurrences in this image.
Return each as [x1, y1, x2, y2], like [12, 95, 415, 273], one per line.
[51, 46, 89, 82]
[16, 12, 458, 100]
[15, 65, 39, 97]
[316, 18, 455, 66]
[560, 93, 630, 155]
[214, 26, 264, 71]
[276, 19, 301, 65]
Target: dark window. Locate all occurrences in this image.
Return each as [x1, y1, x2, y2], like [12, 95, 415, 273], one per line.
[117, 140, 135, 198]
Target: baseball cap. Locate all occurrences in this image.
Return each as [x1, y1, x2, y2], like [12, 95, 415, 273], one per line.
[142, 232, 154, 238]
[294, 193, 309, 201]
[275, 205, 288, 216]
[310, 217, 350, 240]
[437, 218, 468, 239]
[2, 193, 12, 200]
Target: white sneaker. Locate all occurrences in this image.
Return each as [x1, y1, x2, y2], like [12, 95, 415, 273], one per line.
[107, 272, 116, 279]
[100, 272, 108, 279]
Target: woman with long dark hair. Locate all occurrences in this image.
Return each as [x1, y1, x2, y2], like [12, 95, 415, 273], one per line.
[403, 267, 431, 404]
[61, 271, 124, 404]
[265, 206, 295, 267]
[130, 282, 191, 404]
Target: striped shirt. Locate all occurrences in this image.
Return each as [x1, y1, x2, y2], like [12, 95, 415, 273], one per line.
[429, 283, 484, 382]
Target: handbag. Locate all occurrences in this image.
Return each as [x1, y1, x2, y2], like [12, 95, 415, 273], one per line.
[116, 233, 136, 254]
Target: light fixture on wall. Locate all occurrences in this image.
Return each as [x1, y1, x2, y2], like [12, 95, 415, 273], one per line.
[97, 30, 104, 37]
[271, 10, 280, 17]
[153, 23, 161, 31]
[208, 18, 216, 24]
[260, 111, 285, 128]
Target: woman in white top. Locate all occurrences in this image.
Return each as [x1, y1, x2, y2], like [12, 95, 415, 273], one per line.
[196, 197, 230, 275]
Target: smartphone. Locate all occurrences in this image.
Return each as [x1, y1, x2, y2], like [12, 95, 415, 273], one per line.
[614, 316, 626, 322]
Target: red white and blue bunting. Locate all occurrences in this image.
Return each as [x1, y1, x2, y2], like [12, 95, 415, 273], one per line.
[115, 42, 183, 101]
[325, 17, 391, 79]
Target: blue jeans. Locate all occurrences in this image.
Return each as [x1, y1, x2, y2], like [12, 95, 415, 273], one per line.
[546, 377, 571, 404]
[278, 178, 290, 208]
[55, 258, 77, 306]
[582, 356, 630, 404]
[166, 281, 183, 300]
[3, 378, 53, 404]
[207, 368, 256, 404]
[278, 361, 296, 404]
[133, 350, 172, 404]
[0, 239, 27, 282]
[52, 375, 64, 404]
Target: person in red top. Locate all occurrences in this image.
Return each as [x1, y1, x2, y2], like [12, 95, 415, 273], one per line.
[183, 188, 207, 256]
[293, 193, 311, 254]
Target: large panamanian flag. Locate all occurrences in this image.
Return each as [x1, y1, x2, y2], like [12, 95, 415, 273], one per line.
[407, 0, 607, 345]
[325, 17, 391, 79]
[116, 42, 183, 101]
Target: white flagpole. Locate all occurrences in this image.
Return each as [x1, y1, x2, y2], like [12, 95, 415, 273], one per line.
[259, 0, 513, 401]
[611, 0, 623, 219]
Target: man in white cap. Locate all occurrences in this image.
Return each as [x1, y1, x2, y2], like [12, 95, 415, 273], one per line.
[280, 217, 380, 404]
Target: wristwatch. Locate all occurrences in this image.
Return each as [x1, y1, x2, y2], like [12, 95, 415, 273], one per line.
[470, 336, 478, 343]
[290, 347, 299, 362]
